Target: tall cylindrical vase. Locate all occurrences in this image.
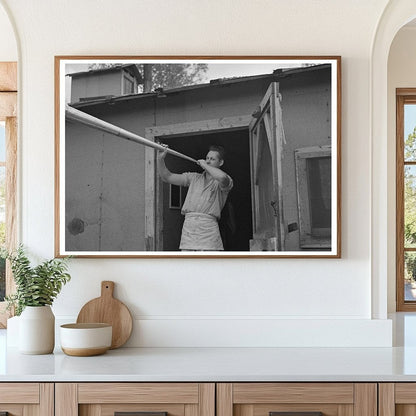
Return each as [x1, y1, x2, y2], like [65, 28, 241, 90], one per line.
[19, 306, 55, 354]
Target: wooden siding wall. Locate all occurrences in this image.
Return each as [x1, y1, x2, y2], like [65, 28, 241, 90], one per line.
[65, 120, 147, 251]
[280, 68, 332, 250]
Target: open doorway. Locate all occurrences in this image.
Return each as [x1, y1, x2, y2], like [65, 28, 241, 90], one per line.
[160, 129, 252, 251]
[390, 23, 416, 311]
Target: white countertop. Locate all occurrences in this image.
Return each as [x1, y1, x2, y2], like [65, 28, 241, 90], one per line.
[2, 313, 416, 382]
[2, 345, 416, 382]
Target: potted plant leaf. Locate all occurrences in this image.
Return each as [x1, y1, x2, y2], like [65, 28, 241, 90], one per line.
[4, 245, 71, 354]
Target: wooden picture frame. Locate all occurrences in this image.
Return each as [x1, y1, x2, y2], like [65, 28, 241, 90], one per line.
[55, 56, 341, 258]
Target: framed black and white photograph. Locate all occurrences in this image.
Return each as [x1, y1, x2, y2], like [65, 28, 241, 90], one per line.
[55, 56, 341, 258]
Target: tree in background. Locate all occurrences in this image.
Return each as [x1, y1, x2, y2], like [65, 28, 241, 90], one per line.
[405, 127, 416, 244]
[404, 126, 416, 280]
[88, 63, 209, 93]
[141, 64, 208, 92]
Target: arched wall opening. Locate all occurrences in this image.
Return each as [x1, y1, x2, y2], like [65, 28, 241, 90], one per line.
[372, 1, 416, 319]
[387, 19, 416, 313]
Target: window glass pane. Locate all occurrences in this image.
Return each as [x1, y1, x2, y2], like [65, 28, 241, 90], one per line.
[404, 104, 416, 161]
[405, 252, 416, 301]
[306, 156, 331, 231]
[405, 165, 416, 248]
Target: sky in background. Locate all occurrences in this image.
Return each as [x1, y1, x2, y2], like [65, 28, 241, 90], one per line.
[202, 63, 300, 81]
[405, 104, 416, 144]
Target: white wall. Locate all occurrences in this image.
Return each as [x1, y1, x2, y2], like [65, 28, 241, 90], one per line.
[0, 3, 16, 61]
[0, 0, 394, 347]
[387, 26, 416, 312]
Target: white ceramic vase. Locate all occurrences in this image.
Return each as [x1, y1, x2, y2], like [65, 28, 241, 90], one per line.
[19, 305, 55, 354]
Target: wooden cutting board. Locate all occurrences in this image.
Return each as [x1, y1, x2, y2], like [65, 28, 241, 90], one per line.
[76, 281, 133, 349]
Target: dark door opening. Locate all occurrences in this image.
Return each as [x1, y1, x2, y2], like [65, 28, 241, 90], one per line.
[159, 129, 252, 251]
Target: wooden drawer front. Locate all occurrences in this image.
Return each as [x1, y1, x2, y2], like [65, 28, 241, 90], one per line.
[395, 383, 416, 403]
[0, 383, 39, 403]
[57, 383, 215, 416]
[233, 383, 354, 404]
[218, 383, 376, 416]
[78, 383, 200, 404]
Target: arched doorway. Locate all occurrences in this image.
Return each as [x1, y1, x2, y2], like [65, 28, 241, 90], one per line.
[371, 0, 416, 319]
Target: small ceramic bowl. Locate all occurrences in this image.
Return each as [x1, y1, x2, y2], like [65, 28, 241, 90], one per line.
[60, 323, 112, 356]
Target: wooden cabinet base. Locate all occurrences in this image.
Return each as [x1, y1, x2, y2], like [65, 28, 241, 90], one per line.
[2, 380, 416, 415]
[217, 383, 377, 416]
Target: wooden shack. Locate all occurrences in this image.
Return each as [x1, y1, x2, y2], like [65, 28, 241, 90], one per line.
[65, 64, 332, 252]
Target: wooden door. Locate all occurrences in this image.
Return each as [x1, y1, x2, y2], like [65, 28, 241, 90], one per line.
[217, 383, 377, 416]
[249, 82, 285, 251]
[56, 382, 215, 416]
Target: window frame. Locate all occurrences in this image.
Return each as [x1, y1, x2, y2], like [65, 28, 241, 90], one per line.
[295, 144, 332, 249]
[396, 89, 416, 311]
[0, 62, 17, 327]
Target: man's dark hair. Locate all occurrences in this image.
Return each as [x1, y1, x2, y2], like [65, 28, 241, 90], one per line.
[209, 145, 226, 161]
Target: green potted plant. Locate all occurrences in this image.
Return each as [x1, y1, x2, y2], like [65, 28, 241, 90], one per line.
[4, 245, 71, 354]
